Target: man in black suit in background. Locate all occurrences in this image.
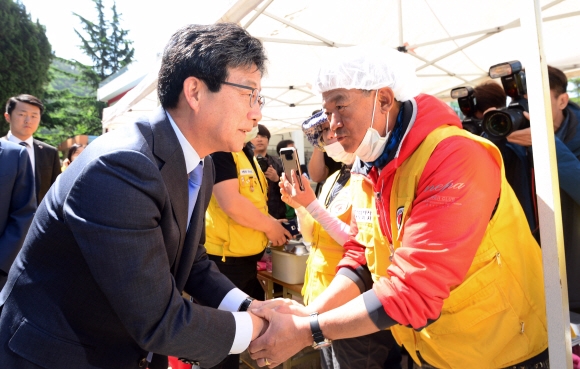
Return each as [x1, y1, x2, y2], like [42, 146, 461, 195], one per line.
[0, 140, 36, 290]
[2, 94, 61, 205]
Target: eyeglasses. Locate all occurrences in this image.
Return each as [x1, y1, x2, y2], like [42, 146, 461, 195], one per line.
[222, 81, 265, 110]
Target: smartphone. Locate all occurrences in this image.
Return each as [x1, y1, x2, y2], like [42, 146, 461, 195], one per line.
[279, 147, 305, 191]
[282, 218, 301, 237]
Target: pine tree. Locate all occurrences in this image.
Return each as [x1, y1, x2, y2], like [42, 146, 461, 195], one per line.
[73, 0, 134, 88]
[0, 0, 53, 136]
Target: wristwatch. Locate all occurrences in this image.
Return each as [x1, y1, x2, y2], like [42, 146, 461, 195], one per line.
[239, 297, 255, 312]
[309, 312, 332, 349]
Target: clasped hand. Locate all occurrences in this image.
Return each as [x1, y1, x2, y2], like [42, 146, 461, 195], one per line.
[248, 298, 312, 367]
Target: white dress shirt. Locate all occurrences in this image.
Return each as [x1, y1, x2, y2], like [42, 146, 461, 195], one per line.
[166, 111, 253, 354]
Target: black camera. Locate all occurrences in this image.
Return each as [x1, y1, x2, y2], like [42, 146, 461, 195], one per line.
[256, 155, 269, 172]
[450, 86, 483, 135]
[482, 61, 529, 139]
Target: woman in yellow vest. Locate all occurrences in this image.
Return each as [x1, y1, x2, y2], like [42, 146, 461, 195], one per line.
[281, 111, 402, 369]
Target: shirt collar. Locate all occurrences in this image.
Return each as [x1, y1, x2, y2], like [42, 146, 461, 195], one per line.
[7, 131, 33, 147]
[166, 111, 202, 174]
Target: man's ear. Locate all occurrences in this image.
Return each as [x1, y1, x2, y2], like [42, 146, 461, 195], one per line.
[182, 77, 204, 111]
[557, 92, 569, 111]
[377, 87, 396, 114]
[4, 112, 11, 123]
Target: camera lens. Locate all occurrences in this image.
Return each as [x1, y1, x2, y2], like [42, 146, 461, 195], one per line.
[482, 107, 529, 139]
[486, 111, 512, 137]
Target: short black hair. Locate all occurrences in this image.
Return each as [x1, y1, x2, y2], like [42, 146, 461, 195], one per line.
[257, 124, 271, 140]
[276, 139, 294, 156]
[158, 23, 267, 109]
[6, 94, 44, 115]
[473, 82, 506, 114]
[547, 65, 568, 96]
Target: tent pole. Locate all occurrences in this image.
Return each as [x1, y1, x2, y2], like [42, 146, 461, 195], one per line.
[397, 0, 403, 46]
[521, 0, 572, 367]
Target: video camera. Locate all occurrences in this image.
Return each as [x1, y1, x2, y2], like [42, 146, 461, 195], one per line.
[482, 60, 529, 139]
[450, 86, 483, 135]
[256, 155, 269, 173]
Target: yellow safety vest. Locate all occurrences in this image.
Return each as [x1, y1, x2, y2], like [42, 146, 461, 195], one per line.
[302, 169, 352, 305]
[205, 152, 269, 259]
[366, 126, 547, 369]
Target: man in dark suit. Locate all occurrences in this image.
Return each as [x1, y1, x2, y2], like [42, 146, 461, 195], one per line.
[0, 23, 270, 369]
[0, 140, 36, 290]
[2, 94, 61, 205]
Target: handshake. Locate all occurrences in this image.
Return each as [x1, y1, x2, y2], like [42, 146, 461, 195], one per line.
[246, 298, 317, 368]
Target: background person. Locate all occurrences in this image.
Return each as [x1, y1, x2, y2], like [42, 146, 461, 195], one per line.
[0, 140, 36, 290]
[2, 94, 60, 205]
[251, 124, 286, 220]
[472, 81, 539, 237]
[61, 143, 86, 171]
[0, 23, 270, 369]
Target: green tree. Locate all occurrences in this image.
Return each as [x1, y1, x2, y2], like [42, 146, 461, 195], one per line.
[568, 77, 580, 105]
[73, 0, 134, 88]
[33, 57, 105, 148]
[0, 0, 52, 136]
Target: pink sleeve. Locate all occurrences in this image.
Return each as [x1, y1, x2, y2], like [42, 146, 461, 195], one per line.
[372, 136, 501, 329]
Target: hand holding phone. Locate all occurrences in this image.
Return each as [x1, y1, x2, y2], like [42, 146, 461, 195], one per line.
[279, 147, 305, 191]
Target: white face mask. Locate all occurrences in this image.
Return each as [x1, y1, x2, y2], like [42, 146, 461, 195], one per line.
[324, 141, 356, 165]
[353, 90, 390, 162]
[244, 125, 259, 143]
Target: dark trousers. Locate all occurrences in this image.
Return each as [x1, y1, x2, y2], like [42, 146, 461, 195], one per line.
[204, 251, 265, 369]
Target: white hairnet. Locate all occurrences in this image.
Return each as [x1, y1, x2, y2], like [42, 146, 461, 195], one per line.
[314, 45, 421, 101]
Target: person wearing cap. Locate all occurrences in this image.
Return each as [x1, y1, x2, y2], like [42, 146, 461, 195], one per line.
[249, 45, 548, 369]
[282, 110, 401, 369]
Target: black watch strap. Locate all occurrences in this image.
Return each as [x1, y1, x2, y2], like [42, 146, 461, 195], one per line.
[309, 312, 325, 343]
[239, 297, 255, 312]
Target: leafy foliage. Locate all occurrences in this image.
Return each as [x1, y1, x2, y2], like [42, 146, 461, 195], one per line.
[34, 57, 105, 148]
[73, 0, 134, 89]
[568, 77, 580, 105]
[0, 0, 52, 136]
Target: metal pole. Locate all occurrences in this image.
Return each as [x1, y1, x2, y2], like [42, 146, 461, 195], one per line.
[397, 0, 403, 47]
[520, 0, 572, 367]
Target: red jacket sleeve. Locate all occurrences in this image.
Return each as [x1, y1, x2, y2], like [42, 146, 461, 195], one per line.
[372, 136, 501, 329]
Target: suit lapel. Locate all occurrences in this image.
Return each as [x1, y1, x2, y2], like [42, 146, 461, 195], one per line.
[149, 108, 189, 272]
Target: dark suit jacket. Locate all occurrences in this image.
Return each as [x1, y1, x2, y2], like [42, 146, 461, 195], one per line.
[32, 139, 61, 205]
[0, 141, 36, 289]
[0, 108, 238, 369]
[0, 137, 60, 206]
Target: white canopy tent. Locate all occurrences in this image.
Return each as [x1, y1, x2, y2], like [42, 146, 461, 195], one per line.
[101, 0, 580, 135]
[99, 1, 580, 366]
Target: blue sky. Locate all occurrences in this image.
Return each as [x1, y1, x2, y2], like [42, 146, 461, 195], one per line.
[20, 0, 236, 66]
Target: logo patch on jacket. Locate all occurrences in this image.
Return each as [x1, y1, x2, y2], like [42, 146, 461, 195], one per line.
[354, 208, 372, 223]
[396, 206, 404, 231]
